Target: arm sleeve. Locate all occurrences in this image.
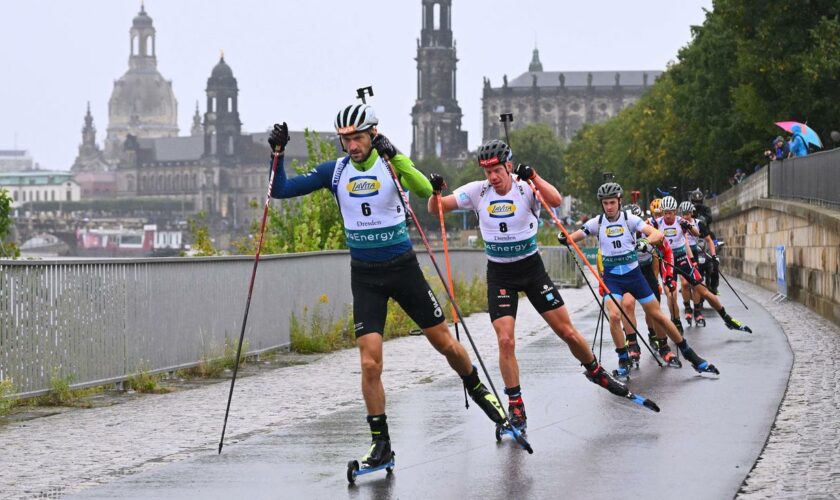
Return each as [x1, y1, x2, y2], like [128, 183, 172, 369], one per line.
[269, 157, 334, 198]
[390, 154, 433, 199]
[452, 181, 480, 210]
[581, 218, 598, 236]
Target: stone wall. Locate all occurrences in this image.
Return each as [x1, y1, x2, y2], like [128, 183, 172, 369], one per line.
[715, 198, 840, 325]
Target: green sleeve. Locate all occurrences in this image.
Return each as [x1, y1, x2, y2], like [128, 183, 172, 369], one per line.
[391, 154, 432, 199]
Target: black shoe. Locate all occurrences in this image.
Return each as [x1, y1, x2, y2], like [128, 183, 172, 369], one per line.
[658, 344, 683, 368]
[628, 342, 641, 365]
[585, 365, 629, 397]
[466, 382, 506, 425]
[360, 438, 392, 468]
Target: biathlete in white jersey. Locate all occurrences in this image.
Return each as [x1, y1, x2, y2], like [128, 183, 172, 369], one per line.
[428, 139, 633, 428]
[657, 196, 751, 333]
[560, 182, 720, 377]
[267, 106, 506, 470]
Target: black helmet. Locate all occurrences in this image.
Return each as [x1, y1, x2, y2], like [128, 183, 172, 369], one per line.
[597, 182, 623, 200]
[689, 188, 704, 203]
[477, 139, 511, 167]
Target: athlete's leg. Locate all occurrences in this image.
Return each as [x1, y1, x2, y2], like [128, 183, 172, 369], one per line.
[490, 316, 519, 388]
[541, 305, 592, 362]
[422, 321, 473, 375]
[357, 333, 386, 415]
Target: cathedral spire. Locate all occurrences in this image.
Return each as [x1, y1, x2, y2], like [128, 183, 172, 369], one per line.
[129, 3, 156, 70]
[191, 101, 202, 136]
[529, 46, 543, 73]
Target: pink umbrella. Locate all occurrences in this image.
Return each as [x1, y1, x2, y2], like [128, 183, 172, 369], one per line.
[775, 121, 823, 148]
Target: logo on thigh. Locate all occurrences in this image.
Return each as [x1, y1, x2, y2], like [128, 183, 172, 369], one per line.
[427, 290, 443, 318]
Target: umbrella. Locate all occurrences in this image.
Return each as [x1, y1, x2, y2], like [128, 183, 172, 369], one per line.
[775, 121, 823, 148]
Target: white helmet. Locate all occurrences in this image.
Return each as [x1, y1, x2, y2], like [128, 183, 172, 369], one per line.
[678, 201, 695, 215]
[334, 104, 378, 135]
[661, 196, 678, 211]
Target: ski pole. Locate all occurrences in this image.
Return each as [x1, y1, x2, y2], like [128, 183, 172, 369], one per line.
[218, 145, 282, 454]
[380, 154, 532, 453]
[436, 192, 469, 410]
[700, 250, 748, 310]
[498, 113, 661, 366]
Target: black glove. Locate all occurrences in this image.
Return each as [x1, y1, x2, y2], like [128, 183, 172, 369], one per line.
[679, 220, 692, 232]
[557, 232, 569, 246]
[635, 238, 653, 254]
[513, 163, 536, 181]
[268, 122, 289, 152]
[372, 134, 398, 160]
[429, 173, 447, 193]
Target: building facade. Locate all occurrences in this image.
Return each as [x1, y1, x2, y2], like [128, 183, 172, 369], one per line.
[410, 0, 469, 166]
[0, 172, 81, 209]
[482, 49, 662, 142]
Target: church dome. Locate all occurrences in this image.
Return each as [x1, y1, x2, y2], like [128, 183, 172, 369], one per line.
[211, 57, 234, 80]
[132, 5, 153, 28]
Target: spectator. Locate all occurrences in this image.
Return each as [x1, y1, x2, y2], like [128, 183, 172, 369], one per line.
[789, 125, 809, 157]
[733, 168, 747, 184]
[764, 136, 789, 161]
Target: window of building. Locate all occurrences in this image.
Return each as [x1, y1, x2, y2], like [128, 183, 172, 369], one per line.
[51, 191, 55, 201]
[66, 190, 71, 201]
[433, 3, 440, 30]
[227, 97, 233, 112]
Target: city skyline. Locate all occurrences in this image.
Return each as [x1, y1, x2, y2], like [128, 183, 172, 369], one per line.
[0, 0, 711, 171]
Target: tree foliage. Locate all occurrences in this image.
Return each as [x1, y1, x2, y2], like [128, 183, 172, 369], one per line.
[235, 131, 345, 255]
[563, 0, 840, 201]
[0, 189, 20, 259]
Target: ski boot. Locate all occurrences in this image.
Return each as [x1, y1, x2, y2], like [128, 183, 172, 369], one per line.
[694, 311, 706, 327]
[584, 365, 660, 413]
[507, 399, 527, 431]
[347, 438, 395, 484]
[465, 382, 506, 425]
[723, 315, 752, 333]
[611, 350, 632, 382]
[658, 343, 683, 368]
[680, 347, 720, 375]
[627, 342, 641, 369]
[684, 306, 693, 326]
[648, 331, 660, 350]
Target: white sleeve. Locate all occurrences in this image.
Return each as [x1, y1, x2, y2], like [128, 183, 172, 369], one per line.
[452, 181, 482, 210]
[582, 217, 599, 236]
[629, 214, 648, 233]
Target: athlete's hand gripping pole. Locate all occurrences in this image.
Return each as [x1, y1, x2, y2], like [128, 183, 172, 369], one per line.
[218, 143, 283, 454]
[379, 152, 532, 453]
[435, 191, 470, 410]
[498, 113, 661, 366]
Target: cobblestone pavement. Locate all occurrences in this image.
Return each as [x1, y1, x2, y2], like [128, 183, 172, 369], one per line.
[0, 285, 595, 499]
[735, 279, 840, 499]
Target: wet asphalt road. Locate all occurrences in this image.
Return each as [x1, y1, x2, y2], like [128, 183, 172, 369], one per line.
[72, 288, 791, 500]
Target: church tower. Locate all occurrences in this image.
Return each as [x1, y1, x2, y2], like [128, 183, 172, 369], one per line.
[203, 53, 242, 164]
[105, 4, 178, 163]
[71, 102, 108, 172]
[410, 0, 468, 165]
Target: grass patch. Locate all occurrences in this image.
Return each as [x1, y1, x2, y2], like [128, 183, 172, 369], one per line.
[0, 379, 15, 416]
[178, 338, 250, 379]
[32, 372, 103, 407]
[127, 369, 173, 394]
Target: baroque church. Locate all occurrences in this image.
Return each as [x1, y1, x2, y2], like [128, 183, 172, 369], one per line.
[72, 5, 334, 228]
[482, 48, 662, 142]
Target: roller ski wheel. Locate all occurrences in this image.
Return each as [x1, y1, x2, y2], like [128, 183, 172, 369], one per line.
[684, 312, 693, 327]
[724, 316, 752, 334]
[346, 451, 396, 484]
[694, 313, 706, 327]
[495, 422, 533, 453]
[658, 348, 683, 368]
[691, 360, 720, 375]
[612, 367, 630, 382]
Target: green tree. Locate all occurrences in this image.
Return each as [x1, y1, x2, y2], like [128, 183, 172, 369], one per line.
[235, 130, 345, 255]
[185, 211, 217, 256]
[0, 188, 20, 259]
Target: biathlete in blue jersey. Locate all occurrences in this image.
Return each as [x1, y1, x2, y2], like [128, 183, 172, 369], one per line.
[267, 106, 505, 469]
[428, 140, 635, 429]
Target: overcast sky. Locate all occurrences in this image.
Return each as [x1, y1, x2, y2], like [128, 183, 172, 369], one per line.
[1, 0, 711, 171]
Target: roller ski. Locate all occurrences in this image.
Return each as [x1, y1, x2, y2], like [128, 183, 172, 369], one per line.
[626, 333, 641, 369]
[468, 380, 533, 453]
[684, 307, 693, 327]
[723, 315, 752, 333]
[657, 344, 683, 368]
[347, 439, 395, 484]
[681, 347, 720, 375]
[694, 311, 706, 327]
[584, 365, 661, 413]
